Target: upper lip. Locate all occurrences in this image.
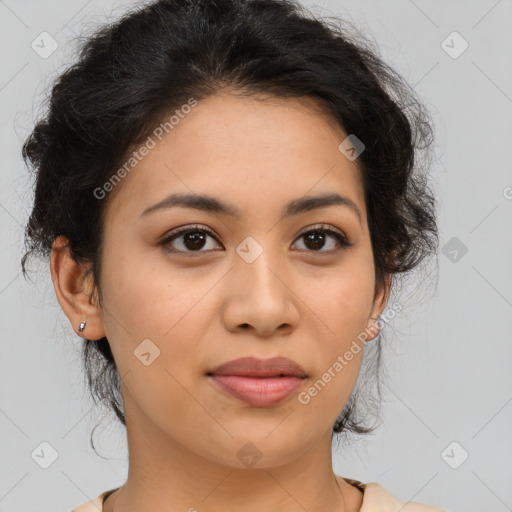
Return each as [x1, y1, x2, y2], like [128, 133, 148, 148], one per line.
[208, 356, 307, 378]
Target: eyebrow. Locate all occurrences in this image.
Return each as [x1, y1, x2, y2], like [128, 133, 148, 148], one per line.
[140, 191, 363, 225]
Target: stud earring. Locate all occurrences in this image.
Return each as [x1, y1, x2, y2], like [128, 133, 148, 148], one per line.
[78, 321, 86, 332]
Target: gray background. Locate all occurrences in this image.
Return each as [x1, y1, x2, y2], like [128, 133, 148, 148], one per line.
[1, 1, 511, 511]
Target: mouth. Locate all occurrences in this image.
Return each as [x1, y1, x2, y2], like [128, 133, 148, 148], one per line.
[207, 356, 307, 407]
[208, 374, 305, 407]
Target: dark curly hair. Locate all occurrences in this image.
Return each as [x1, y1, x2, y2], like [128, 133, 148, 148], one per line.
[20, 0, 439, 448]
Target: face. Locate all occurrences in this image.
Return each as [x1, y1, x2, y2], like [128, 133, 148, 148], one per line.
[66, 92, 389, 469]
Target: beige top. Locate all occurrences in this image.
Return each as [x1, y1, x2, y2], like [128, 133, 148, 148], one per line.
[71, 478, 445, 511]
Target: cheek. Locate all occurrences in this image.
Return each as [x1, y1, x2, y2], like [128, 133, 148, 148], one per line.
[297, 254, 374, 394]
[98, 243, 212, 391]
[297, 360, 361, 426]
[295, 282, 368, 424]
[304, 256, 375, 340]
[100, 241, 210, 338]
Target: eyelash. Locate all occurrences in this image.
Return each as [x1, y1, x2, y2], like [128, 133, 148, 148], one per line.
[159, 223, 352, 256]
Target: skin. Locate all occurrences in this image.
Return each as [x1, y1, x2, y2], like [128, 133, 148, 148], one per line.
[51, 91, 392, 512]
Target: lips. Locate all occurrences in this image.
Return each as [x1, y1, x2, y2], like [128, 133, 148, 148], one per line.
[209, 356, 307, 378]
[207, 356, 307, 407]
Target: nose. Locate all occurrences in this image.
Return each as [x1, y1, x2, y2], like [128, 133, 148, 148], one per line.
[221, 250, 300, 338]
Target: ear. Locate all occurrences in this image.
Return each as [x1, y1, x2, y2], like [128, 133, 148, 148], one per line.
[364, 272, 393, 342]
[50, 235, 106, 341]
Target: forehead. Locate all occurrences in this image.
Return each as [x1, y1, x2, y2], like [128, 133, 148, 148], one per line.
[104, 92, 365, 222]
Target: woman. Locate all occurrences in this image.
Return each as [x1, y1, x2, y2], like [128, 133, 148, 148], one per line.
[21, 0, 443, 510]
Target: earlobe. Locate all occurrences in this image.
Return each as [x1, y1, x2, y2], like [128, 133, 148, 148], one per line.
[50, 236, 106, 340]
[365, 272, 393, 342]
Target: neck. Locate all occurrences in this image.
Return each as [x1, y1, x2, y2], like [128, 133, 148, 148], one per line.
[103, 393, 363, 512]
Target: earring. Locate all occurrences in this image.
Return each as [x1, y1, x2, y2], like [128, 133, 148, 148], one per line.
[78, 321, 86, 332]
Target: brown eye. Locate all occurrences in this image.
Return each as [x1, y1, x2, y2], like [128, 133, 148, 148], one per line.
[159, 223, 352, 256]
[293, 225, 352, 253]
[160, 225, 222, 254]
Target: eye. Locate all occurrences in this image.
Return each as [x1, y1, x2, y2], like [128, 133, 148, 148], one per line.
[292, 224, 352, 253]
[159, 223, 352, 256]
[159, 224, 222, 254]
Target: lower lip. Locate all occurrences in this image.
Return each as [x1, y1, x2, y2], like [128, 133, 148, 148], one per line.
[210, 375, 305, 407]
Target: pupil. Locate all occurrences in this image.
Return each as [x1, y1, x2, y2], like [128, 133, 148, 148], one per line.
[185, 232, 206, 250]
[305, 231, 325, 250]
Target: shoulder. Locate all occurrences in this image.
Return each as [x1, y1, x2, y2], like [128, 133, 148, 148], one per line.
[71, 488, 117, 512]
[73, 481, 447, 512]
[343, 477, 446, 512]
[362, 482, 445, 511]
